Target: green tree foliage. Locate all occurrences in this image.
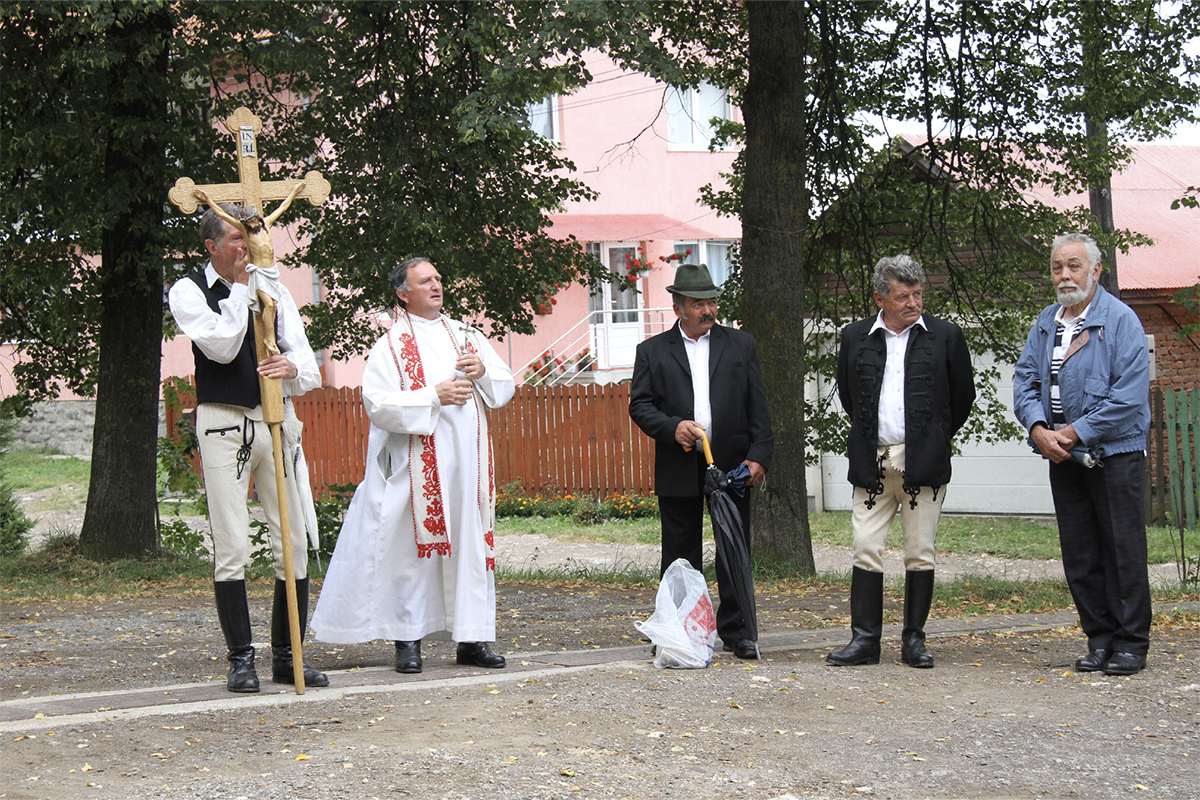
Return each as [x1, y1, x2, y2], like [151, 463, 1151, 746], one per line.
[196, 1, 611, 358]
[4, 1, 1197, 565]
[600, 0, 1199, 572]
[1, 1, 612, 559]
[0, 410, 34, 558]
[3, 1, 197, 558]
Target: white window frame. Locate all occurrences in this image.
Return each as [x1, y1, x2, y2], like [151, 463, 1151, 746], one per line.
[666, 82, 734, 152]
[674, 240, 737, 287]
[526, 95, 559, 143]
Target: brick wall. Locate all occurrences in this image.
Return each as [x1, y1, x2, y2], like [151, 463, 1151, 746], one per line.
[1128, 294, 1200, 390]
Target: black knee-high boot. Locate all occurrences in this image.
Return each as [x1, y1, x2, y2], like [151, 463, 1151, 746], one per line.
[826, 567, 883, 666]
[901, 569, 935, 668]
[271, 577, 329, 686]
[214, 580, 259, 693]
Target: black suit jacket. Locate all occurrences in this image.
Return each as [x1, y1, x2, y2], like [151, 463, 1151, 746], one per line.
[629, 323, 774, 497]
[837, 314, 975, 490]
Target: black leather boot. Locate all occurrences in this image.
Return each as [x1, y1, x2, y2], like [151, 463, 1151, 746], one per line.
[271, 578, 329, 687]
[901, 569, 935, 668]
[826, 567, 883, 666]
[214, 580, 259, 693]
[456, 641, 506, 668]
[395, 640, 422, 674]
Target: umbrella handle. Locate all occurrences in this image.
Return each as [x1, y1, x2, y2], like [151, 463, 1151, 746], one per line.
[700, 431, 714, 466]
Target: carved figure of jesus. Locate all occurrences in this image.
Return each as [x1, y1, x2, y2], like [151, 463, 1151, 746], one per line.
[194, 181, 305, 271]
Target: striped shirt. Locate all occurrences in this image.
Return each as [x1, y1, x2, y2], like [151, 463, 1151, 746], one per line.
[1049, 306, 1089, 428]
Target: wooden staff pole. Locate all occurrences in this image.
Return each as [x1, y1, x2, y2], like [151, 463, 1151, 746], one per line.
[253, 292, 305, 694]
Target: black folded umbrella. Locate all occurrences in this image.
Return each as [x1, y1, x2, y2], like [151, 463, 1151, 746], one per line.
[699, 433, 759, 654]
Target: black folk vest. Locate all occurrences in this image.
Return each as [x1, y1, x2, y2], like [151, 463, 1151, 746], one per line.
[186, 272, 261, 409]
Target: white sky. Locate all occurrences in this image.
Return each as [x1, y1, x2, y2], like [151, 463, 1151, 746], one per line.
[1146, 119, 1200, 146]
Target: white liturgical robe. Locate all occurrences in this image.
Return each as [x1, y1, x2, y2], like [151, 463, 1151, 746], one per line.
[311, 313, 515, 643]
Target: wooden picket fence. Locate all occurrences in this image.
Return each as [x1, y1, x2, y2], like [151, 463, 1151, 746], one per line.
[489, 382, 655, 496]
[166, 381, 657, 497]
[299, 382, 657, 496]
[166, 381, 1197, 524]
[293, 386, 371, 491]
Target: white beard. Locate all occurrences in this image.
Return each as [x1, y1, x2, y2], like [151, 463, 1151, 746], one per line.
[1056, 271, 1094, 308]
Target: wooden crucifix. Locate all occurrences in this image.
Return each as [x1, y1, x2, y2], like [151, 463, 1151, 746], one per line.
[168, 106, 329, 695]
[168, 106, 330, 216]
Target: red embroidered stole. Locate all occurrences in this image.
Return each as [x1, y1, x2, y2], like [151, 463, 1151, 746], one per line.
[386, 314, 497, 569]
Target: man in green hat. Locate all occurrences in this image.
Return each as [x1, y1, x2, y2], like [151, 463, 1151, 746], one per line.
[629, 263, 774, 659]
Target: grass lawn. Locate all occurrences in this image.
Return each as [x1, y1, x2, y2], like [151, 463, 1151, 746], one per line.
[2, 449, 1197, 608]
[4, 449, 92, 491]
[498, 507, 1195, 567]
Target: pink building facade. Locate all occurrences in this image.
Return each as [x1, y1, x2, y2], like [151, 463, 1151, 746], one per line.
[191, 51, 742, 392]
[0, 52, 741, 400]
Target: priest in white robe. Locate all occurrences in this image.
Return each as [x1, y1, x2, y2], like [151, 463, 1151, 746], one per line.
[311, 257, 515, 673]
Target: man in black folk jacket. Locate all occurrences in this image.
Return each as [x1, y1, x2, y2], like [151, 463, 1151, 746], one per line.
[629, 264, 774, 659]
[829, 255, 975, 669]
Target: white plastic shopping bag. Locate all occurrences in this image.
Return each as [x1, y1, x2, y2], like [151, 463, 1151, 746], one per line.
[634, 558, 717, 669]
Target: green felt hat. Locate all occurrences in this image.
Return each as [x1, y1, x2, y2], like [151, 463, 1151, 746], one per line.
[665, 263, 720, 299]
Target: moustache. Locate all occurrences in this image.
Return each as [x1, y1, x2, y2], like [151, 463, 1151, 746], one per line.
[698, 314, 716, 323]
[1057, 283, 1078, 292]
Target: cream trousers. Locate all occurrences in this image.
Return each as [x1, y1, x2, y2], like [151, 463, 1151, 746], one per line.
[850, 444, 943, 573]
[197, 403, 308, 582]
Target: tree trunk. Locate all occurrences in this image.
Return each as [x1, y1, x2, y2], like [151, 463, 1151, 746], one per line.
[78, 7, 172, 560]
[740, 0, 814, 575]
[1085, 116, 1119, 296]
[1081, 1, 1120, 296]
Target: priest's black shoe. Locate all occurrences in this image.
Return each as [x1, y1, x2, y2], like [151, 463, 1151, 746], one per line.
[272, 647, 329, 686]
[723, 639, 759, 660]
[1074, 648, 1111, 672]
[394, 640, 422, 674]
[1102, 651, 1147, 675]
[456, 641, 506, 668]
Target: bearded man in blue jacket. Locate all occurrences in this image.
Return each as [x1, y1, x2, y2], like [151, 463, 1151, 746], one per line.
[1013, 233, 1152, 676]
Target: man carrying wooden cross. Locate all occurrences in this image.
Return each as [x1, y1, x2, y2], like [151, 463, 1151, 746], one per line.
[168, 196, 327, 693]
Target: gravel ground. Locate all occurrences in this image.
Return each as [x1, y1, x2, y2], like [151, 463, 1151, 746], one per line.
[5, 490, 1198, 799]
[2, 623, 1197, 800]
[2, 573, 1198, 799]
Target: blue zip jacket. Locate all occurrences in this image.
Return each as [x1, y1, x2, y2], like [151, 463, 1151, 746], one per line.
[1013, 284, 1149, 457]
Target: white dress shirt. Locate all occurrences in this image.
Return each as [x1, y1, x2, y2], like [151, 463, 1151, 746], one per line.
[680, 322, 712, 444]
[168, 264, 322, 412]
[869, 312, 927, 446]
